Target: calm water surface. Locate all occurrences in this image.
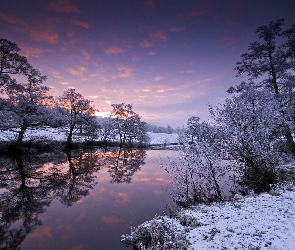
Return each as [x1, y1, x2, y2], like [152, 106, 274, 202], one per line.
[0, 148, 177, 250]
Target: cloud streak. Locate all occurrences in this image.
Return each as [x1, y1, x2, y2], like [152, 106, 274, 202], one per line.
[150, 31, 168, 41]
[104, 46, 127, 55]
[140, 40, 153, 48]
[71, 19, 90, 29]
[112, 65, 133, 79]
[48, 0, 80, 13]
[66, 66, 86, 76]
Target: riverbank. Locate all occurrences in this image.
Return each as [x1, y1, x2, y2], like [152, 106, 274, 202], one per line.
[0, 127, 179, 146]
[122, 183, 295, 249]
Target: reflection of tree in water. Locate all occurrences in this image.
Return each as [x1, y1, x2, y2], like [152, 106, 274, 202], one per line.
[103, 148, 146, 184]
[0, 148, 101, 249]
[0, 153, 63, 249]
[55, 148, 102, 206]
[0, 147, 147, 248]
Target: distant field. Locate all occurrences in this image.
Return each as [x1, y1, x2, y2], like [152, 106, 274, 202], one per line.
[0, 128, 179, 145]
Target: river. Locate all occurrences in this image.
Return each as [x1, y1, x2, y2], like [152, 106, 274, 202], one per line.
[0, 147, 177, 250]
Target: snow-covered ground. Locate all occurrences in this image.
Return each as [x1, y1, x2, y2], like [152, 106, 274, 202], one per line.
[122, 185, 295, 249]
[147, 132, 178, 145]
[0, 128, 179, 145]
[186, 188, 295, 249]
[0, 127, 67, 142]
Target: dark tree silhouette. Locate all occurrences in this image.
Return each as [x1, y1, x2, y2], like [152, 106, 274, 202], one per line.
[103, 147, 146, 184]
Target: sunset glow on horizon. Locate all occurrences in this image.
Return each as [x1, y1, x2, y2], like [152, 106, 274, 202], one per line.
[1, 0, 295, 127]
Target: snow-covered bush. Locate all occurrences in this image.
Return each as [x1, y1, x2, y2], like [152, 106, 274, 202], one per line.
[162, 120, 235, 208]
[121, 216, 188, 249]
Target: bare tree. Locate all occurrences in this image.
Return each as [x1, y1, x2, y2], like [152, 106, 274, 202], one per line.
[110, 103, 150, 147]
[58, 88, 97, 147]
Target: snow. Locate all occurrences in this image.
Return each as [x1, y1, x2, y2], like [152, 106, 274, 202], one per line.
[0, 127, 66, 141]
[123, 186, 295, 249]
[147, 132, 178, 145]
[0, 128, 179, 145]
[186, 188, 295, 249]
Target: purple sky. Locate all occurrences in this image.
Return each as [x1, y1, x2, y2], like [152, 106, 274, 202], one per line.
[1, 0, 295, 127]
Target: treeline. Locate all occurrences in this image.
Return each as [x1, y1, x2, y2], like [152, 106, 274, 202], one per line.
[145, 124, 179, 134]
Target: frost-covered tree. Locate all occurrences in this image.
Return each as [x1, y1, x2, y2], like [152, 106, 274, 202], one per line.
[58, 88, 96, 147]
[0, 38, 31, 86]
[232, 19, 295, 154]
[0, 39, 56, 143]
[94, 118, 115, 143]
[110, 103, 150, 147]
[211, 87, 285, 193]
[183, 116, 201, 144]
[163, 119, 228, 207]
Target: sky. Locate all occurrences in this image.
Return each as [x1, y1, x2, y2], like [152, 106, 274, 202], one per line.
[1, 0, 295, 127]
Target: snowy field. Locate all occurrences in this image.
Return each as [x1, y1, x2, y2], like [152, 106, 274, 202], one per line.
[0, 128, 179, 145]
[186, 188, 295, 249]
[123, 185, 295, 249]
[147, 132, 178, 145]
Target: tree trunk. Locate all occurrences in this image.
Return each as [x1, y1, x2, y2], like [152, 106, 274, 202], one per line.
[17, 121, 28, 143]
[284, 127, 295, 155]
[15, 154, 28, 190]
[66, 124, 74, 147]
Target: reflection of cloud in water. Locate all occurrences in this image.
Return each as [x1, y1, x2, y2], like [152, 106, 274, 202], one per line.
[101, 216, 123, 225]
[155, 177, 171, 185]
[133, 173, 172, 186]
[77, 210, 87, 221]
[153, 190, 162, 196]
[26, 227, 52, 239]
[134, 177, 151, 183]
[109, 191, 130, 204]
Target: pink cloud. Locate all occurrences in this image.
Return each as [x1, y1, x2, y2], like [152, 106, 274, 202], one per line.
[27, 227, 52, 239]
[104, 46, 127, 55]
[81, 49, 90, 60]
[48, 0, 80, 13]
[50, 69, 64, 79]
[20, 46, 50, 58]
[169, 26, 185, 32]
[154, 75, 164, 81]
[71, 19, 90, 29]
[113, 65, 133, 78]
[58, 81, 70, 85]
[156, 86, 175, 93]
[140, 40, 153, 48]
[180, 70, 193, 74]
[148, 51, 156, 56]
[150, 31, 168, 41]
[66, 66, 86, 76]
[0, 13, 58, 44]
[30, 30, 58, 44]
[0, 12, 25, 25]
[153, 190, 162, 196]
[102, 216, 123, 225]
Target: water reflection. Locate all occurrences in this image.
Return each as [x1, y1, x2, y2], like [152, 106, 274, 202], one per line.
[0, 153, 57, 249]
[0, 147, 148, 249]
[103, 148, 146, 184]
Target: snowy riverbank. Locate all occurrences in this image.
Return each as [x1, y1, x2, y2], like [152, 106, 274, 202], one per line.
[0, 128, 179, 145]
[122, 184, 295, 249]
